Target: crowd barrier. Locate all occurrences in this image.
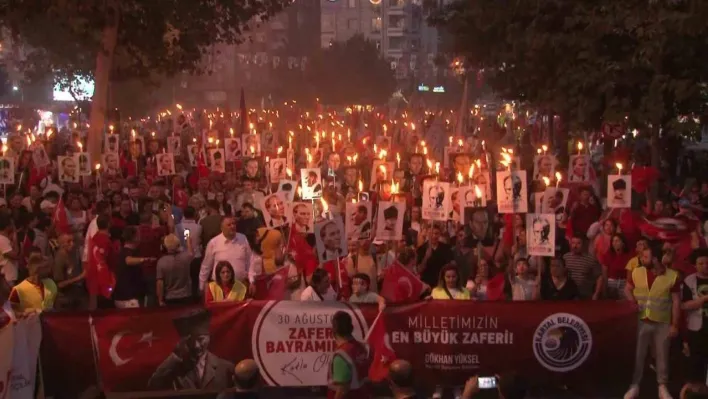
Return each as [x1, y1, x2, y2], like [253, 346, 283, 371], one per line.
[33, 300, 637, 398]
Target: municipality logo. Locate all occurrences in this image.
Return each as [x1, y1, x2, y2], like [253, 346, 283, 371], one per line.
[532, 313, 592, 372]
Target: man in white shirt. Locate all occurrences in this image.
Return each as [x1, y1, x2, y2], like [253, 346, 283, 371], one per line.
[0, 215, 18, 286]
[300, 268, 337, 301]
[199, 217, 256, 294]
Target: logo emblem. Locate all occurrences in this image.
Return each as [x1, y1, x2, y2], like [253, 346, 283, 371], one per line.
[533, 313, 592, 372]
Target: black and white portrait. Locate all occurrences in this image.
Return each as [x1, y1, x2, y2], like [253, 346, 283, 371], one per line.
[345, 201, 372, 242]
[277, 180, 297, 202]
[568, 155, 590, 183]
[243, 134, 261, 157]
[269, 158, 287, 182]
[291, 202, 314, 234]
[526, 214, 556, 256]
[370, 160, 395, 191]
[422, 180, 450, 221]
[537, 187, 569, 223]
[156, 153, 175, 177]
[375, 135, 392, 152]
[187, 144, 200, 167]
[459, 185, 486, 209]
[167, 137, 181, 155]
[463, 207, 496, 244]
[608, 175, 631, 208]
[0, 157, 15, 184]
[77, 152, 91, 176]
[243, 158, 260, 180]
[315, 218, 348, 263]
[209, 149, 225, 173]
[533, 154, 557, 181]
[225, 138, 242, 161]
[375, 201, 405, 241]
[300, 168, 322, 200]
[261, 192, 289, 228]
[147, 309, 234, 391]
[105, 135, 119, 154]
[450, 153, 472, 178]
[32, 146, 50, 168]
[103, 153, 121, 177]
[496, 171, 528, 214]
[58, 155, 80, 183]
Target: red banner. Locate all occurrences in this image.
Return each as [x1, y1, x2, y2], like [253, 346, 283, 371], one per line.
[40, 301, 637, 397]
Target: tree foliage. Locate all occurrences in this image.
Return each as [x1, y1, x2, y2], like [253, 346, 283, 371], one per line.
[1, 0, 292, 88]
[429, 0, 708, 132]
[305, 34, 396, 106]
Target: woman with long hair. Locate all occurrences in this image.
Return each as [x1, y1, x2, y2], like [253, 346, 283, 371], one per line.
[429, 264, 471, 300]
[205, 261, 247, 303]
[467, 258, 495, 301]
[601, 233, 633, 299]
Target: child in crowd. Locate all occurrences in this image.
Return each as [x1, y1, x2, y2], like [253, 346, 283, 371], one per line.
[349, 273, 385, 311]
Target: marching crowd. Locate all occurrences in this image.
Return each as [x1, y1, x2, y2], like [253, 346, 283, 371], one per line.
[0, 107, 707, 399]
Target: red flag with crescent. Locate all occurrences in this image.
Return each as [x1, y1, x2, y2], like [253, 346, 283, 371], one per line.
[252, 266, 290, 300]
[366, 311, 396, 382]
[639, 215, 697, 243]
[379, 261, 426, 303]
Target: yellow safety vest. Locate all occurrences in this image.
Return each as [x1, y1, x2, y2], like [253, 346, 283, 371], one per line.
[431, 287, 471, 300]
[632, 267, 678, 324]
[208, 281, 247, 302]
[13, 278, 57, 312]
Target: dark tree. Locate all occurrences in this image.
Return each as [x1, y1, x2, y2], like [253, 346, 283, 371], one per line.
[1, 0, 292, 161]
[305, 34, 396, 106]
[430, 0, 708, 167]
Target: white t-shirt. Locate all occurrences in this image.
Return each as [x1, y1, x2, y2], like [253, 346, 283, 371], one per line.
[0, 234, 17, 283]
[300, 285, 337, 301]
[349, 291, 379, 304]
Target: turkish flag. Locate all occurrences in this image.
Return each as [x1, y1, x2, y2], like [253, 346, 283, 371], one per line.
[322, 259, 351, 300]
[173, 186, 189, 209]
[640, 215, 697, 243]
[631, 166, 660, 193]
[366, 312, 396, 382]
[379, 262, 426, 303]
[92, 310, 180, 392]
[286, 229, 317, 277]
[86, 232, 116, 299]
[52, 197, 71, 236]
[252, 266, 290, 300]
[485, 273, 507, 301]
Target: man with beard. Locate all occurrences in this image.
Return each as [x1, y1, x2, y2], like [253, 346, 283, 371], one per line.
[148, 309, 234, 390]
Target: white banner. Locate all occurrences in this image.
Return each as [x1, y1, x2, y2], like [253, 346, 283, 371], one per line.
[0, 316, 42, 399]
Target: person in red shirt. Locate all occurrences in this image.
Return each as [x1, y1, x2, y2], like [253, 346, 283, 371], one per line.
[601, 233, 634, 299]
[87, 214, 117, 309]
[568, 187, 601, 238]
[137, 207, 174, 307]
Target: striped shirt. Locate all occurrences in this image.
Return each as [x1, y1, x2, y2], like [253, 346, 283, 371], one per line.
[562, 252, 601, 299]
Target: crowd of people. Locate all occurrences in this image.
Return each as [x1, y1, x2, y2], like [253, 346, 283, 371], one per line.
[0, 106, 707, 399]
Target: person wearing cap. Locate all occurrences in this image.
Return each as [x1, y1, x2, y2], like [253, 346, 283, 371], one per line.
[327, 311, 372, 399]
[610, 178, 628, 207]
[148, 309, 234, 391]
[379, 205, 399, 238]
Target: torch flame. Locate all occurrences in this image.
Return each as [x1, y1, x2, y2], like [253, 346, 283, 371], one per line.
[474, 185, 482, 198]
[286, 167, 292, 177]
[468, 164, 475, 179]
[320, 198, 329, 213]
[457, 139, 463, 147]
[229, 128, 234, 136]
[501, 152, 512, 163]
[358, 180, 363, 192]
[176, 104, 183, 110]
[378, 149, 387, 160]
[457, 172, 464, 184]
[555, 172, 562, 182]
[426, 159, 433, 169]
[95, 164, 101, 171]
[577, 142, 583, 151]
[435, 162, 440, 175]
[391, 182, 399, 194]
[277, 146, 283, 155]
[542, 144, 548, 152]
[615, 162, 623, 172]
[77, 142, 83, 150]
[542, 177, 550, 187]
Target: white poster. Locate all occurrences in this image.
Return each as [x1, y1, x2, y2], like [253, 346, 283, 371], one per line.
[495, 170, 528, 214]
[225, 138, 242, 161]
[538, 187, 569, 221]
[459, 185, 486, 208]
[526, 213, 556, 257]
[187, 144, 200, 167]
[422, 180, 450, 221]
[269, 158, 287, 182]
[568, 155, 590, 183]
[243, 134, 261, 157]
[369, 160, 395, 190]
[277, 180, 297, 202]
[608, 175, 631, 208]
[291, 202, 314, 234]
[1, 315, 43, 399]
[471, 168, 492, 201]
[533, 154, 557, 181]
[58, 155, 80, 183]
[32, 146, 50, 169]
[314, 218, 348, 262]
[77, 152, 92, 176]
[105, 134, 119, 153]
[167, 136, 181, 155]
[300, 168, 322, 200]
[0, 157, 15, 185]
[375, 201, 405, 240]
[345, 201, 373, 242]
[102, 153, 121, 177]
[156, 153, 175, 176]
[261, 192, 289, 228]
[209, 149, 226, 173]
